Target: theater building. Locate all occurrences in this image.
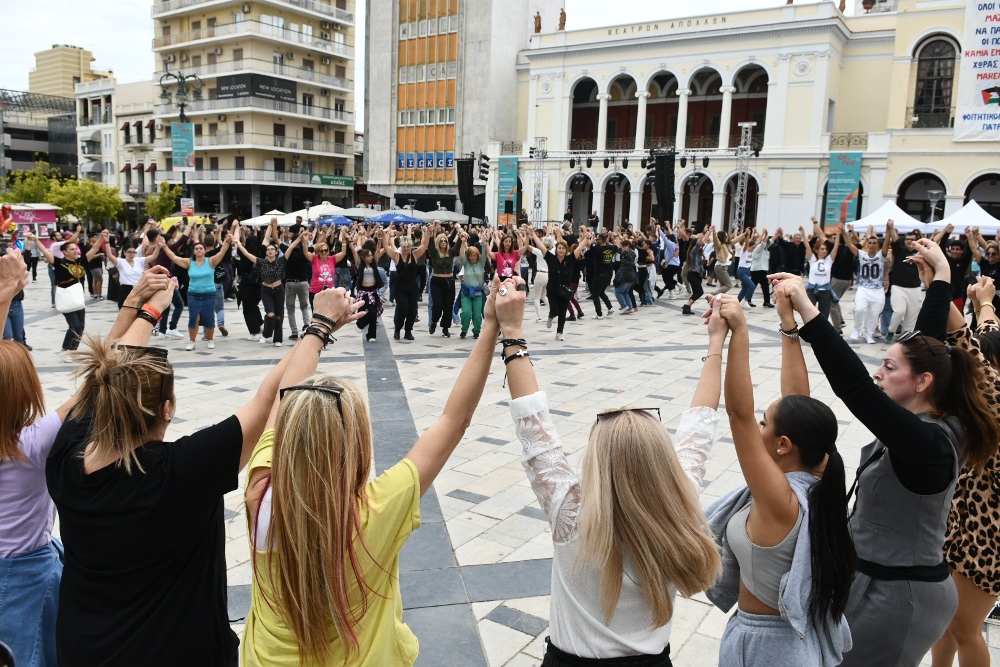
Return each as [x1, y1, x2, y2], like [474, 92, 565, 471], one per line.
[487, 0, 1000, 231]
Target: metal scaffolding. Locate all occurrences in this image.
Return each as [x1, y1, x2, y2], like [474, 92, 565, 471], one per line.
[530, 137, 548, 229]
[731, 122, 757, 235]
[0, 89, 76, 185]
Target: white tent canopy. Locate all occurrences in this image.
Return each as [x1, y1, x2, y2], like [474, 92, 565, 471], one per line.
[926, 199, 1000, 233]
[279, 201, 344, 225]
[241, 211, 287, 227]
[857, 201, 925, 234]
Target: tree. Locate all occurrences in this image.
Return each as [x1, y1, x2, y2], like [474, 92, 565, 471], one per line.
[2, 161, 63, 203]
[144, 181, 184, 222]
[48, 179, 123, 226]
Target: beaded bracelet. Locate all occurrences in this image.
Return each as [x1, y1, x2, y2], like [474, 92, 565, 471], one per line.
[311, 313, 338, 329]
[778, 325, 800, 341]
[498, 338, 528, 349]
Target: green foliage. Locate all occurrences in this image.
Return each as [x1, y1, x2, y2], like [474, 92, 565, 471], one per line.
[2, 161, 63, 203]
[144, 181, 184, 222]
[48, 178, 123, 224]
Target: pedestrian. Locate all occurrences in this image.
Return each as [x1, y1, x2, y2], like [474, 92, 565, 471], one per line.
[282, 220, 313, 341]
[525, 231, 553, 322]
[458, 231, 487, 339]
[352, 242, 384, 342]
[530, 228, 591, 340]
[104, 231, 160, 309]
[804, 224, 841, 323]
[885, 221, 924, 341]
[427, 221, 460, 338]
[382, 227, 430, 341]
[233, 222, 286, 348]
[682, 231, 707, 316]
[31, 232, 102, 360]
[749, 228, 773, 308]
[843, 227, 888, 343]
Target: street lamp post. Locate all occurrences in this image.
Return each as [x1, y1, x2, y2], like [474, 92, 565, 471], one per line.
[303, 199, 311, 225]
[928, 189, 943, 225]
[159, 70, 204, 201]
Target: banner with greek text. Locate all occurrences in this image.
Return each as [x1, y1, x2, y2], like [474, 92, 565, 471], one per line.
[496, 157, 519, 225]
[954, 2, 1000, 141]
[171, 122, 195, 172]
[824, 152, 862, 230]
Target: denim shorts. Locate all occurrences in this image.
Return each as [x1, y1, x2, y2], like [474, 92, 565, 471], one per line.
[188, 291, 217, 330]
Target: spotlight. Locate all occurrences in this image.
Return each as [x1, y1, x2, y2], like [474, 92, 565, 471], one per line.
[680, 156, 687, 168]
[586, 157, 593, 168]
[702, 156, 710, 168]
[570, 158, 576, 169]
[622, 158, 628, 169]
[603, 158, 610, 168]
[641, 158, 647, 169]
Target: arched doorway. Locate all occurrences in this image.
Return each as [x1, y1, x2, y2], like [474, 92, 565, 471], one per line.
[606, 74, 639, 150]
[567, 172, 594, 229]
[730, 65, 769, 148]
[897, 173, 946, 222]
[821, 180, 865, 227]
[723, 174, 760, 232]
[569, 78, 599, 151]
[681, 173, 714, 227]
[686, 67, 723, 148]
[965, 174, 1000, 219]
[602, 174, 631, 230]
[644, 71, 679, 149]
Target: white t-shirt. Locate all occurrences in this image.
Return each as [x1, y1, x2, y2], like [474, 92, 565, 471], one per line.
[738, 250, 753, 269]
[858, 251, 885, 290]
[116, 256, 147, 286]
[808, 256, 833, 286]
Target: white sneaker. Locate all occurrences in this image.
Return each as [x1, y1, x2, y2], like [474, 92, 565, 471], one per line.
[849, 331, 860, 341]
[207, 340, 215, 350]
[165, 329, 183, 339]
[246, 333, 261, 341]
[185, 342, 195, 351]
[741, 301, 750, 310]
[260, 337, 271, 345]
[274, 342, 283, 347]
[151, 330, 164, 339]
[536, 317, 544, 322]
[556, 333, 565, 341]
[865, 335, 876, 344]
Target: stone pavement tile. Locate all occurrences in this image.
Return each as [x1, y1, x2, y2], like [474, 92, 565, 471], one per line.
[485, 604, 548, 637]
[400, 566, 467, 609]
[463, 560, 552, 602]
[672, 631, 721, 666]
[503, 651, 545, 667]
[505, 595, 551, 620]
[696, 605, 733, 640]
[472, 601, 503, 620]
[405, 604, 488, 667]
[455, 536, 516, 566]
[447, 511, 500, 549]
[477, 619, 533, 667]
[502, 534, 554, 563]
[481, 514, 549, 549]
[400, 522, 457, 571]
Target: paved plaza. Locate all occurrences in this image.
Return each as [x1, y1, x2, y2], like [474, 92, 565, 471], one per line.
[22, 278, 1000, 666]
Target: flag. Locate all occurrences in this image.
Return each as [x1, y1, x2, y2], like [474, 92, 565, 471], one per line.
[981, 86, 1000, 105]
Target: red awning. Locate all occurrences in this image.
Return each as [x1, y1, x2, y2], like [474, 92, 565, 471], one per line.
[120, 164, 131, 173]
[132, 163, 144, 170]
[133, 120, 142, 127]
[146, 164, 157, 173]
[145, 119, 156, 129]
[120, 122, 130, 131]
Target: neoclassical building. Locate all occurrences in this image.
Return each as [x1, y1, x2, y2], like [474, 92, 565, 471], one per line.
[485, 0, 1000, 231]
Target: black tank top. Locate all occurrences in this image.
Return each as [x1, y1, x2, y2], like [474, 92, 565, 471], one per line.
[396, 253, 419, 291]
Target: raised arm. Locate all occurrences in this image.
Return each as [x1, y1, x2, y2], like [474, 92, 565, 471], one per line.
[382, 230, 401, 263]
[300, 230, 315, 262]
[830, 225, 841, 261]
[208, 232, 233, 268]
[774, 281, 811, 397]
[801, 226, 814, 260]
[0, 248, 29, 332]
[157, 236, 191, 269]
[843, 226, 860, 257]
[411, 226, 431, 262]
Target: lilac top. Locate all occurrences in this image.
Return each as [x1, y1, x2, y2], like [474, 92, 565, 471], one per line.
[0, 412, 62, 557]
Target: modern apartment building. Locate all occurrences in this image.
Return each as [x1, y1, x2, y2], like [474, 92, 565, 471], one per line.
[76, 78, 119, 186]
[151, 0, 358, 217]
[29, 45, 110, 99]
[365, 0, 562, 214]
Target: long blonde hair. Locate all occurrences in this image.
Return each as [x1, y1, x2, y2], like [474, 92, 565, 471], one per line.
[0, 341, 44, 462]
[578, 410, 721, 626]
[262, 375, 377, 664]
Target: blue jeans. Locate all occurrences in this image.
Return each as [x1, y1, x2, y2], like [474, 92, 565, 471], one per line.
[61, 309, 85, 351]
[214, 283, 226, 327]
[614, 281, 634, 309]
[388, 270, 396, 303]
[520, 266, 531, 294]
[158, 289, 185, 333]
[48, 264, 56, 305]
[3, 300, 25, 344]
[0, 540, 63, 667]
[377, 267, 389, 298]
[335, 267, 352, 291]
[880, 293, 894, 335]
[736, 267, 755, 302]
[188, 292, 217, 330]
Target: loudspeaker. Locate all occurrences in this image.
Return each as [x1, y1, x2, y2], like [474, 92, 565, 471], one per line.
[653, 152, 675, 222]
[456, 158, 475, 209]
[504, 200, 514, 215]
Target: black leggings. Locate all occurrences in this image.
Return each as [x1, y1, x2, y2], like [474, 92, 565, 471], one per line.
[663, 265, 680, 291]
[808, 288, 833, 322]
[261, 284, 285, 343]
[750, 270, 771, 306]
[430, 276, 456, 331]
[687, 271, 704, 304]
[548, 292, 570, 333]
[394, 288, 418, 334]
[239, 282, 263, 335]
[590, 273, 613, 316]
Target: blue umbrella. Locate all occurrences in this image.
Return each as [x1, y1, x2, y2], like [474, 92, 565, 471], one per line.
[369, 211, 422, 225]
[316, 215, 353, 227]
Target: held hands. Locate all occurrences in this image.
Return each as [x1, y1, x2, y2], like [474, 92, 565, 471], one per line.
[488, 275, 527, 335]
[312, 287, 365, 331]
[768, 273, 814, 316]
[129, 266, 177, 312]
[0, 247, 30, 298]
[906, 238, 950, 285]
[714, 294, 747, 334]
[970, 276, 997, 310]
[704, 295, 731, 342]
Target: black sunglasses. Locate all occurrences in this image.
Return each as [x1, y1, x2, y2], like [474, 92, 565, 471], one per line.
[895, 330, 938, 356]
[279, 384, 343, 414]
[116, 344, 168, 360]
[595, 407, 661, 424]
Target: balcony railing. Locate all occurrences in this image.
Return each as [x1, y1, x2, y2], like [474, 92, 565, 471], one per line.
[500, 141, 523, 155]
[158, 168, 323, 185]
[153, 20, 353, 58]
[154, 133, 348, 154]
[685, 136, 719, 149]
[644, 136, 675, 150]
[152, 0, 354, 24]
[154, 59, 351, 90]
[78, 114, 112, 127]
[830, 133, 868, 149]
[122, 136, 155, 147]
[569, 139, 596, 151]
[605, 138, 635, 151]
[156, 97, 352, 123]
[905, 107, 955, 129]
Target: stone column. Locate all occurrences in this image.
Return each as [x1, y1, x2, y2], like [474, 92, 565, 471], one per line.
[634, 91, 650, 152]
[527, 75, 539, 149]
[711, 189, 726, 229]
[596, 93, 611, 151]
[718, 85, 736, 150]
[675, 88, 691, 151]
[629, 186, 642, 226]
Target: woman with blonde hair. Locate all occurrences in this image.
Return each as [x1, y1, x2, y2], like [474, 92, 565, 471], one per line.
[426, 221, 459, 337]
[382, 227, 430, 340]
[240, 275, 520, 666]
[499, 275, 723, 665]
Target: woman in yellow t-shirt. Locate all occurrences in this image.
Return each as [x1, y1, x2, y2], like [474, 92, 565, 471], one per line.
[243, 275, 524, 666]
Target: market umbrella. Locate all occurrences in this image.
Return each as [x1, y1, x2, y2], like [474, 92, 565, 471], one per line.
[369, 211, 422, 225]
[339, 207, 381, 220]
[316, 215, 354, 227]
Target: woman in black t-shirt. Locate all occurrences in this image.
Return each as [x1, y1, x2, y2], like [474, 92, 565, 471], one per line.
[382, 227, 430, 340]
[530, 228, 592, 341]
[31, 234, 102, 356]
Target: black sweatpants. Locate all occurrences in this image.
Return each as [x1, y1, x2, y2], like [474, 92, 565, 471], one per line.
[590, 273, 613, 316]
[548, 292, 571, 334]
[663, 265, 680, 291]
[750, 270, 771, 306]
[394, 288, 418, 334]
[430, 276, 456, 331]
[687, 271, 704, 303]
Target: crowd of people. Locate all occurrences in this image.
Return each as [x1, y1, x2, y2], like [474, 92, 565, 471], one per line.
[1, 208, 999, 667]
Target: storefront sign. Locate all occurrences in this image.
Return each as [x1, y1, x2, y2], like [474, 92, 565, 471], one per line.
[11, 208, 57, 224]
[216, 74, 297, 104]
[606, 17, 726, 36]
[445, 152, 455, 169]
[417, 153, 425, 169]
[309, 174, 355, 188]
[497, 157, 519, 225]
[406, 153, 416, 169]
[955, 2, 1000, 141]
[824, 152, 862, 229]
[171, 122, 195, 172]
[180, 198, 195, 216]
[425, 152, 436, 170]
[398, 153, 406, 169]
[436, 152, 446, 169]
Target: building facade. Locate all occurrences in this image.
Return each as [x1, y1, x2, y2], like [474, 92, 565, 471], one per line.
[3, 111, 77, 179]
[76, 78, 119, 187]
[29, 45, 110, 99]
[151, 0, 358, 217]
[488, 0, 1000, 231]
[364, 0, 563, 214]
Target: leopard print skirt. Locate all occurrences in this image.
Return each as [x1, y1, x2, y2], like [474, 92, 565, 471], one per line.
[944, 455, 1000, 597]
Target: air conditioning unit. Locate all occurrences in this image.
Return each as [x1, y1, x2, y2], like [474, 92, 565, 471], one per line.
[333, 24, 342, 31]
[318, 124, 327, 131]
[321, 57, 330, 65]
[166, 55, 176, 63]
[156, 124, 164, 131]
[292, 159, 301, 168]
[286, 52, 294, 60]
[320, 89, 329, 96]
[218, 114, 226, 121]
[241, 3, 250, 12]
[320, 21, 330, 29]
[213, 47, 223, 55]
[321, 32, 330, 40]
[180, 54, 188, 61]
[289, 142, 298, 149]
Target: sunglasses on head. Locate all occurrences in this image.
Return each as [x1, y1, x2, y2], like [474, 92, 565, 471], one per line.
[595, 407, 661, 424]
[279, 384, 343, 415]
[895, 330, 939, 356]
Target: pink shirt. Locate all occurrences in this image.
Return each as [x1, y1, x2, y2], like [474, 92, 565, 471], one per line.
[495, 251, 520, 279]
[0, 412, 62, 557]
[310, 255, 337, 293]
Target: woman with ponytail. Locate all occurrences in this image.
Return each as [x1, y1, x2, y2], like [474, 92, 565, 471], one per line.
[705, 293, 854, 667]
[770, 237, 1000, 667]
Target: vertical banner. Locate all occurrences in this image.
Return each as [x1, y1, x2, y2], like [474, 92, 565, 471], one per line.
[171, 122, 195, 172]
[496, 157, 519, 226]
[180, 198, 195, 216]
[955, 2, 1000, 142]
[824, 152, 862, 230]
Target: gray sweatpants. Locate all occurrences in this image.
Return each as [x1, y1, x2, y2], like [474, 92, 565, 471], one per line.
[284, 280, 311, 335]
[829, 277, 851, 332]
[719, 610, 821, 666]
[838, 573, 956, 667]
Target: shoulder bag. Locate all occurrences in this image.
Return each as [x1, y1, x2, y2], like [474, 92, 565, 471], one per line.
[55, 282, 86, 313]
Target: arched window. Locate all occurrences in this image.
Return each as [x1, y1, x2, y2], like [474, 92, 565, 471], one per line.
[911, 38, 957, 128]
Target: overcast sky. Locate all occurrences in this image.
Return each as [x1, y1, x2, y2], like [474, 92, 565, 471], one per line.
[1, 0, 849, 127]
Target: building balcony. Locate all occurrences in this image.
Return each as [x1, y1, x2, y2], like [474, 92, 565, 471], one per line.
[153, 20, 353, 60]
[829, 133, 869, 150]
[122, 136, 156, 150]
[905, 107, 955, 129]
[78, 114, 113, 127]
[151, 0, 354, 26]
[154, 59, 352, 91]
[158, 168, 349, 188]
[153, 132, 350, 156]
[155, 97, 352, 125]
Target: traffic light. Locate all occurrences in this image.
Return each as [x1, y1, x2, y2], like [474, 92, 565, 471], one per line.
[478, 153, 490, 181]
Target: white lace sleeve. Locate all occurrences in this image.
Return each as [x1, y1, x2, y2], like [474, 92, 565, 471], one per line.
[510, 392, 581, 544]
[674, 406, 719, 491]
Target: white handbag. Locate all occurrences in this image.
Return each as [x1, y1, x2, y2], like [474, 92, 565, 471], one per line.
[55, 282, 86, 314]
